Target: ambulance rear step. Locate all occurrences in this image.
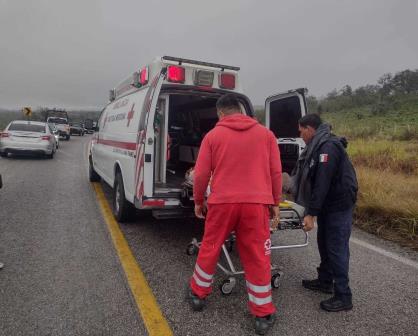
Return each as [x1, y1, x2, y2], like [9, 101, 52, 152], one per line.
[152, 208, 194, 220]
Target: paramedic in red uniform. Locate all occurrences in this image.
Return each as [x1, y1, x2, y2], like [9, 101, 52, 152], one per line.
[188, 94, 282, 335]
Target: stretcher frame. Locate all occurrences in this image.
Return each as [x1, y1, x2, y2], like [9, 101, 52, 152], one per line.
[186, 201, 309, 294]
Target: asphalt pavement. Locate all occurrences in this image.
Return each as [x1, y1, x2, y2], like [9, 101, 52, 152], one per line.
[0, 135, 417, 336]
[0, 135, 146, 336]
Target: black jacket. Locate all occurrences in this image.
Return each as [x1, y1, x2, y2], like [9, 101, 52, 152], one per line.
[306, 137, 358, 216]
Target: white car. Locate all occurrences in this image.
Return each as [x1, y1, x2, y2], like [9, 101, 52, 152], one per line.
[0, 120, 57, 159]
[48, 123, 60, 149]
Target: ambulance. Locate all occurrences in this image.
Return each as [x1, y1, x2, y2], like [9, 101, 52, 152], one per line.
[89, 56, 307, 221]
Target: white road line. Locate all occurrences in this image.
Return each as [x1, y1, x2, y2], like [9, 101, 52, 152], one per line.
[351, 237, 418, 271]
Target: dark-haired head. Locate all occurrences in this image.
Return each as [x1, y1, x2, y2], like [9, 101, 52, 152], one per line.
[298, 114, 322, 144]
[298, 114, 322, 129]
[216, 94, 241, 118]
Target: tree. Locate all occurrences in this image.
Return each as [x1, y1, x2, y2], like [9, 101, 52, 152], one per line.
[341, 85, 353, 96]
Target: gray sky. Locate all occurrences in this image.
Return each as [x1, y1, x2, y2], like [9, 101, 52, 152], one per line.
[0, 0, 417, 109]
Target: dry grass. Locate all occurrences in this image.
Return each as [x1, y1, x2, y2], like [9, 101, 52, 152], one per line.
[348, 140, 418, 175]
[354, 166, 418, 250]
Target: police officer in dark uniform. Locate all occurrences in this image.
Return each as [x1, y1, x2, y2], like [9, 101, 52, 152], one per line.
[292, 114, 358, 312]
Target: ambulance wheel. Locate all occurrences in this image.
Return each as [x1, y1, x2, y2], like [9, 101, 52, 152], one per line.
[113, 172, 134, 223]
[271, 273, 282, 289]
[186, 243, 197, 256]
[220, 278, 236, 296]
[89, 157, 100, 182]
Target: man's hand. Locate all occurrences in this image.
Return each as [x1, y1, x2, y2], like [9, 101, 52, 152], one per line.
[195, 203, 207, 219]
[270, 205, 280, 230]
[303, 215, 315, 232]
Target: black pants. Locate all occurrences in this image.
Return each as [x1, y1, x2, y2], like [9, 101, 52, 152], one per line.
[317, 207, 353, 303]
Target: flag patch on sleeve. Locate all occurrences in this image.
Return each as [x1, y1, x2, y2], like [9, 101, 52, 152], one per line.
[319, 154, 328, 163]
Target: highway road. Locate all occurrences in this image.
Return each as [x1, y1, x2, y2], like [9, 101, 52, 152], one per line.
[0, 135, 417, 336]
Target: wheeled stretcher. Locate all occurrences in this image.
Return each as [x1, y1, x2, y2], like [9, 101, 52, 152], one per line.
[186, 200, 309, 295]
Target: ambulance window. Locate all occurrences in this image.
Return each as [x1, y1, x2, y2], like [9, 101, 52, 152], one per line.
[269, 96, 301, 138]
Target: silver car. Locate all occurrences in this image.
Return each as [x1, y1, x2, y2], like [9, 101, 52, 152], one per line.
[48, 123, 60, 149]
[0, 120, 57, 159]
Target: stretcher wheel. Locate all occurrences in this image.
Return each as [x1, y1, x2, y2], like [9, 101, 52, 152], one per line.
[220, 278, 236, 295]
[186, 243, 198, 256]
[271, 273, 282, 289]
[226, 240, 234, 252]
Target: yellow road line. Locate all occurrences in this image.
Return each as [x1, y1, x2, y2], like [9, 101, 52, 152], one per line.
[92, 182, 173, 336]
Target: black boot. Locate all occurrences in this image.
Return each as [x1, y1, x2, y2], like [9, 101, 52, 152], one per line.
[186, 289, 206, 312]
[320, 296, 353, 312]
[255, 313, 276, 335]
[302, 279, 333, 294]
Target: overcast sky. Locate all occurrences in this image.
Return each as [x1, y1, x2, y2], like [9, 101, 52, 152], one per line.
[0, 0, 417, 109]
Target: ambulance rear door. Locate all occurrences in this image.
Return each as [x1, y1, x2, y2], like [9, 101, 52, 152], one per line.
[265, 88, 307, 173]
[139, 69, 166, 200]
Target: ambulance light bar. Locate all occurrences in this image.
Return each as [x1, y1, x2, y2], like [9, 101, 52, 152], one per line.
[219, 73, 236, 90]
[167, 65, 185, 83]
[140, 67, 149, 85]
[162, 56, 240, 71]
[194, 70, 214, 87]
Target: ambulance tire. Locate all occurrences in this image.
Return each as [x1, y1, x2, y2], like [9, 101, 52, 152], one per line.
[89, 157, 100, 182]
[113, 172, 134, 223]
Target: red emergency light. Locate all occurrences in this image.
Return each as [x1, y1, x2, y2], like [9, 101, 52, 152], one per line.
[167, 65, 185, 83]
[219, 73, 236, 90]
[140, 66, 149, 85]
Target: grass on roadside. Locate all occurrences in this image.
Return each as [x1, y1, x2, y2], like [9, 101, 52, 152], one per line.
[354, 166, 418, 250]
[322, 107, 418, 141]
[347, 139, 418, 175]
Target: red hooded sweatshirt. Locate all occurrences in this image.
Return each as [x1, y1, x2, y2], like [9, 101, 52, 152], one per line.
[193, 113, 282, 206]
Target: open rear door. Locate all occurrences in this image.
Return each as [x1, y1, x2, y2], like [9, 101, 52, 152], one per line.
[134, 70, 166, 204]
[265, 88, 307, 174]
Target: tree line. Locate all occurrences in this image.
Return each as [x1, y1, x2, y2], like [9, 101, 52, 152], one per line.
[307, 69, 418, 114]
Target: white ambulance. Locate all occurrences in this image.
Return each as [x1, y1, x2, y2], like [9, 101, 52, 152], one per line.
[89, 56, 307, 221]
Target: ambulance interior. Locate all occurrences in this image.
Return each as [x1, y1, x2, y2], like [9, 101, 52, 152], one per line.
[154, 94, 220, 193]
[153, 93, 302, 195]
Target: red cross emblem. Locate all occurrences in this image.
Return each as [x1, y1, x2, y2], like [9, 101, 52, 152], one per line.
[264, 238, 272, 250]
[127, 103, 135, 127]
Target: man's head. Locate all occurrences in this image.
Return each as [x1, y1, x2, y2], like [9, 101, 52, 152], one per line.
[216, 94, 241, 119]
[298, 114, 322, 144]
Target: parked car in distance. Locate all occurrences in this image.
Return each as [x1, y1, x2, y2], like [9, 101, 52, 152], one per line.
[0, 120, 57, 158]
[48, 123, 60, 149]
[70, 122, 85, 136]
[84, 119, 95, 134]
[46, 117, 71, 140]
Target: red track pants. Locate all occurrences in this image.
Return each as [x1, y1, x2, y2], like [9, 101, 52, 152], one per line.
[190, 203, 276, 317]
